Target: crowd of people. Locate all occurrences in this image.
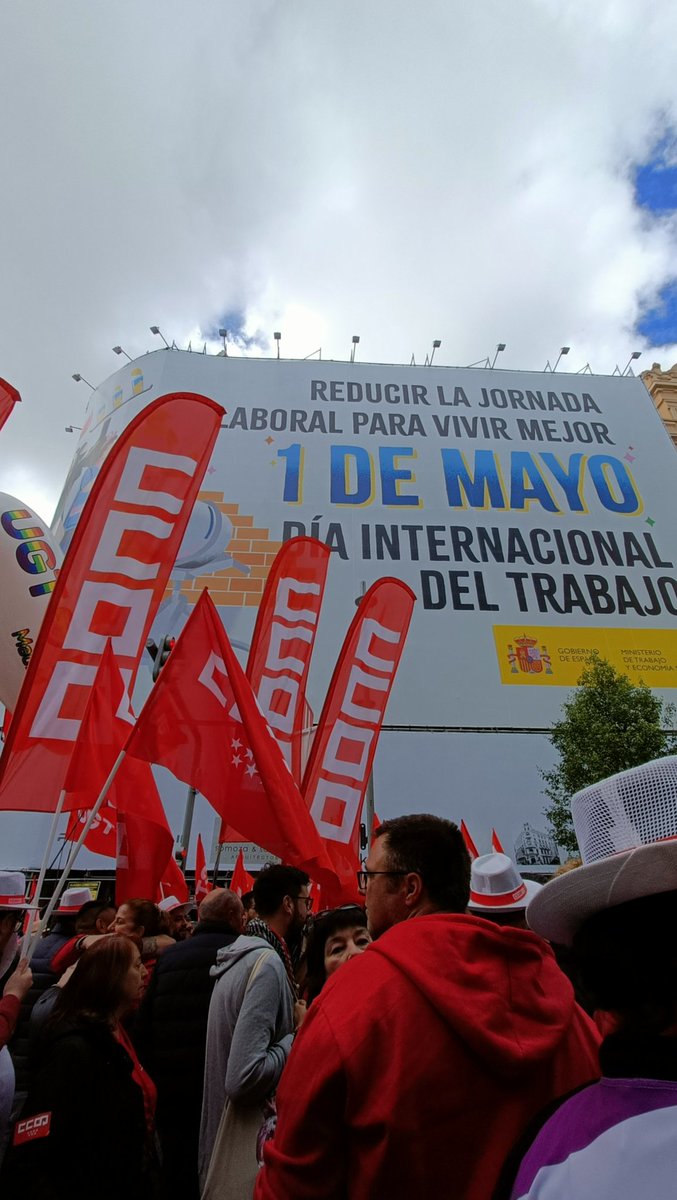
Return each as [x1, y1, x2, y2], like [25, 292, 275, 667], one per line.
[0, 753, 676, 1198]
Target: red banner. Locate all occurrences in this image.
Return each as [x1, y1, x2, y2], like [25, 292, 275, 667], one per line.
[230, 848, 254, 898]
[115, 780, 174, 905]
[0, 378, 20, 433]
[461, 820, 480, 860]
[246, 537, 330, 783]
[491, 828, 505, 854]
[126, 589, 340, 890]
[65, 802, 117, 857]
[195, 833, 210, 903]
[302, 579, 415, 902]
[0, 392, 223, 813]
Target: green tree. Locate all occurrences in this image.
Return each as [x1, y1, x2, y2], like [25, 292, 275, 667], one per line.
[542, 655, 677, 854]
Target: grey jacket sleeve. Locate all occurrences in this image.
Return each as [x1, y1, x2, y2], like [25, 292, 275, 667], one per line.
[224, 957, 294, 1104]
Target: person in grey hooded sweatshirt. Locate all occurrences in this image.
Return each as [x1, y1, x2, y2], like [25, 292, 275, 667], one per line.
[198, 864, 310, 1191]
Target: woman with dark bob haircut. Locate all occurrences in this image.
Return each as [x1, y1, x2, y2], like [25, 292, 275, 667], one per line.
[303, 905, 372, 1005]
[503, 757, 677, 1200]
[2, 935, 158, 1199]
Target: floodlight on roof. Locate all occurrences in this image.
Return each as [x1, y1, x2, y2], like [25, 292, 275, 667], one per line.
[72, 373, 94, 389]
[218, 328, 228, 356]
[430, 339, 442, 364]
[622, 350, 642, 375]
[490, 343, 506, 369]
[552, 346, 571, 372]
[150, 325, 170, 348]
[350, 335, 360, 364]
[112, 346, 132, 361]
[274, 331, 281, 359]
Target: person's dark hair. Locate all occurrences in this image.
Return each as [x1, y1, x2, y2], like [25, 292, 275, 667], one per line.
[118, 897, 160, 937]
[304, 906, 368, 1005]
[51, 936, 139, 1025]
[253, 865, 310, 918]
[75, 900, 115, 934]
[375, 814, 470, 912]
[0, 910, 22, 927]
[572, 890, 677, 1035]
[241, 891, 255, 911]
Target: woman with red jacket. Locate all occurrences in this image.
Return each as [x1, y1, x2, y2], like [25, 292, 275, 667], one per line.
[1, 936, 159, 1200]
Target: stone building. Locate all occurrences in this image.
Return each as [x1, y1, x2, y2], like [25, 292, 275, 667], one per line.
[641, 362, 677, 449]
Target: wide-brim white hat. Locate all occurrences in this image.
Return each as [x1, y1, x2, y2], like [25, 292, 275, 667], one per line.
[56, 886, 93, 915]
[527, 755, 677, 946]
[0, 871, 30, 911]
[467, 852, 543, 913]
[158, 895, 191, 914]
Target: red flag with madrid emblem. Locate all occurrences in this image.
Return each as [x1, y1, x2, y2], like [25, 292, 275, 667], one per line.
[302, 579, 415, 904]
[0, 391, 223, 814]
[125, 589, 340, 891]
[246, 537, 330, 783]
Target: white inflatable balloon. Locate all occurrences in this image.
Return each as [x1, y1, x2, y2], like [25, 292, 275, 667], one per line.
[0, 493, 62, 711]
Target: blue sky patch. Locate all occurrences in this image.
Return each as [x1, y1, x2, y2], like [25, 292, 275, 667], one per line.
[637, 279, 677, 345]
[635, 134, 677, 214]
[206, 309, 268, 350]
[633, 133, 677, 346]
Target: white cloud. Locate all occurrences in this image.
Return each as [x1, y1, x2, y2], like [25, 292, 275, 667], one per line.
[2, 0, 677, 515]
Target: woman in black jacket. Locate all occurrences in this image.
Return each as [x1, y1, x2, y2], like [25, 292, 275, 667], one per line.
[2, 935, 158, 1200]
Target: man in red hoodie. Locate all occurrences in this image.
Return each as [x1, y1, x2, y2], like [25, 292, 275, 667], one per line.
[255, 814, 600, 1200]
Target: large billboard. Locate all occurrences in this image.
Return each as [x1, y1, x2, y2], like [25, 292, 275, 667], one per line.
[39, 350, 677, 868]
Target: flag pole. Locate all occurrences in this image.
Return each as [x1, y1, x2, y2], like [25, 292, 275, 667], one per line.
[23, 789, 67, 960]
[212, 841, 223, 887]
[24, 750, 126, 964]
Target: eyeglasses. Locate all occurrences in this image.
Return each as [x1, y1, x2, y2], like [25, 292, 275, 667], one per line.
[356, 870, 408, 892]
[291, 894, 314, 910]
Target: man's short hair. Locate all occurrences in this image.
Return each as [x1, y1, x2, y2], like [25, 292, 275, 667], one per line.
[75, 900, 115, 933]
[375, 814, 470, 912]
[253, 865, 310, 918]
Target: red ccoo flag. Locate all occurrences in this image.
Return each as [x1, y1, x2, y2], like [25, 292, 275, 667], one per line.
[125, 590, 340, 891]
[195, 833, 210, 904]
[460, 820, 479, 861]
[246, 537, 330, 783]
[0, 390, 223, 815]
[491, 828, 505, 855]
[0, 378, 20, 433]
[230, 848, 254, 899]
[302, 579, 415, 904]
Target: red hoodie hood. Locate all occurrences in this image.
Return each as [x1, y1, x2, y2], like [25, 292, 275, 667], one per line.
[370, 912, 585, 1080]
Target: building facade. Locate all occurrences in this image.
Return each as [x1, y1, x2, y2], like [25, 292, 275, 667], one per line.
[642, 362, 677, 449]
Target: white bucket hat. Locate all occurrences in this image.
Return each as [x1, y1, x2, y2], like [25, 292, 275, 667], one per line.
[0, 871, 29, 911]
[56, 886, 93, 915]
[468, 853, 543, 913]
[527, 755, 677, 946]
[158, 895, 190, 914]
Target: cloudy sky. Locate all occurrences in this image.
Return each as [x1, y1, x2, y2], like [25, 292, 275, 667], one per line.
[2, 0, 677, 521]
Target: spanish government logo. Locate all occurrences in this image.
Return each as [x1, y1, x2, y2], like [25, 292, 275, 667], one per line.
[507, 635, 553, 676]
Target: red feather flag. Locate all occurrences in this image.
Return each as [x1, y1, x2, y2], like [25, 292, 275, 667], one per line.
[246, 537, 330, 783]
[0, 391, 223, 815]
[125, 590, 340, 891]
[491, 828, 505, 855]
[302, 579, 415, 904]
